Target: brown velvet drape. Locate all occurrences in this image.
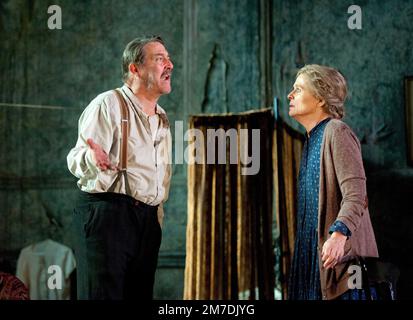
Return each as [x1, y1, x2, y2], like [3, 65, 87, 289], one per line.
[184, 108, 275, 300]
[183, 108, 303, 300]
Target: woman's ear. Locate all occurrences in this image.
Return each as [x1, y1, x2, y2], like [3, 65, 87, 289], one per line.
[317, 97, 326, 109]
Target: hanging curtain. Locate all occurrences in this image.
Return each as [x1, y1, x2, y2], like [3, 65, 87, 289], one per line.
[273, 120, 304, 299]
[184, 108, 274, 300]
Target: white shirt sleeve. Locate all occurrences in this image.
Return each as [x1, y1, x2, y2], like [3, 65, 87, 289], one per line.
[66, 95, 116, 180]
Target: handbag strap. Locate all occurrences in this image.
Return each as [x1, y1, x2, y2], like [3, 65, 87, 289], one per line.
[113, 89, 129, 170]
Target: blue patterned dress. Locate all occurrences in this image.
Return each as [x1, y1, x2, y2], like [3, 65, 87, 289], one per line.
[287, 118, 376, 300]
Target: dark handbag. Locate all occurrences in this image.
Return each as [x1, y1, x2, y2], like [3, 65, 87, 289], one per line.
[357, 257, 399, 300]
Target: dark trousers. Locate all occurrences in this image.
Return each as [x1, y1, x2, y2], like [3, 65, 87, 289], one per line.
[72, 190, 161, 300]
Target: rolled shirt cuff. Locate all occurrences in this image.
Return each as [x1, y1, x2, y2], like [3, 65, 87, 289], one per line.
[329, 220, 352, 238]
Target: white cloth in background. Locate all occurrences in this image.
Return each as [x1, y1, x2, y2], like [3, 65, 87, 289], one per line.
[16, 239, 76, 300]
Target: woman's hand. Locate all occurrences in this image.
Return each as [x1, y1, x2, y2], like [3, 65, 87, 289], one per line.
[321, 232, 347, 269]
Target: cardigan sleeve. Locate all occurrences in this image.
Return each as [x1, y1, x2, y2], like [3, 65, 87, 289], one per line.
[331, 125, 367, 235]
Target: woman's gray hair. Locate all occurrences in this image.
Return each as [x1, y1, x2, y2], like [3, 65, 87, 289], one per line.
[121, 36, 164, 82]
[297, 64, 347, 119]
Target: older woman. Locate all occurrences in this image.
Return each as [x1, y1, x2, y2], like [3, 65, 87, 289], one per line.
[287, 64, 379, 300]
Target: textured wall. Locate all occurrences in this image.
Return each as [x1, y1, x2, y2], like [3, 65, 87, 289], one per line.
[192, 0, 261, 114]
[272, 0, 413, 168]
[272, 0, 413, 298]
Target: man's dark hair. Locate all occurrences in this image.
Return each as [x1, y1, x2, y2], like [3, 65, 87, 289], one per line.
[121, 36, 164, 81]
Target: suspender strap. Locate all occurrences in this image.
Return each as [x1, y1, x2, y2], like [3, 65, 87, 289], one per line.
[107, 89, 132, 196]
[113, 89, 129, 170]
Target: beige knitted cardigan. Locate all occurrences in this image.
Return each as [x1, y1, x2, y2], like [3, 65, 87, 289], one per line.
[317, 119, 379, 300]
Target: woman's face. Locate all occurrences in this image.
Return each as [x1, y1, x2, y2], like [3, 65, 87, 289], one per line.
[287, 74, 323, 121]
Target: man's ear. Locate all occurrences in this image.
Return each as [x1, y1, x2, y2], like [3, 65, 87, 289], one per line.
[128, 63, 141, 78]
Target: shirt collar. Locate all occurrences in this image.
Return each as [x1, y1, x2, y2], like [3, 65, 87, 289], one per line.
[121, 84, 169, 129]
[308, 117, 331, 137]
[121, 84, 167, 116]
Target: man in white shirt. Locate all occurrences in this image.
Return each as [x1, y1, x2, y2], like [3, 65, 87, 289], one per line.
[67, 36, 173, 300]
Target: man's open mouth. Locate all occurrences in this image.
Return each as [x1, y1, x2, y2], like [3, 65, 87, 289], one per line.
[161, 72, 171, 81]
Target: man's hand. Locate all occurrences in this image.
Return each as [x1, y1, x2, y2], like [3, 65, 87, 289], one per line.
[321, 232, 347, 269]
[86, 138, 118, 171]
